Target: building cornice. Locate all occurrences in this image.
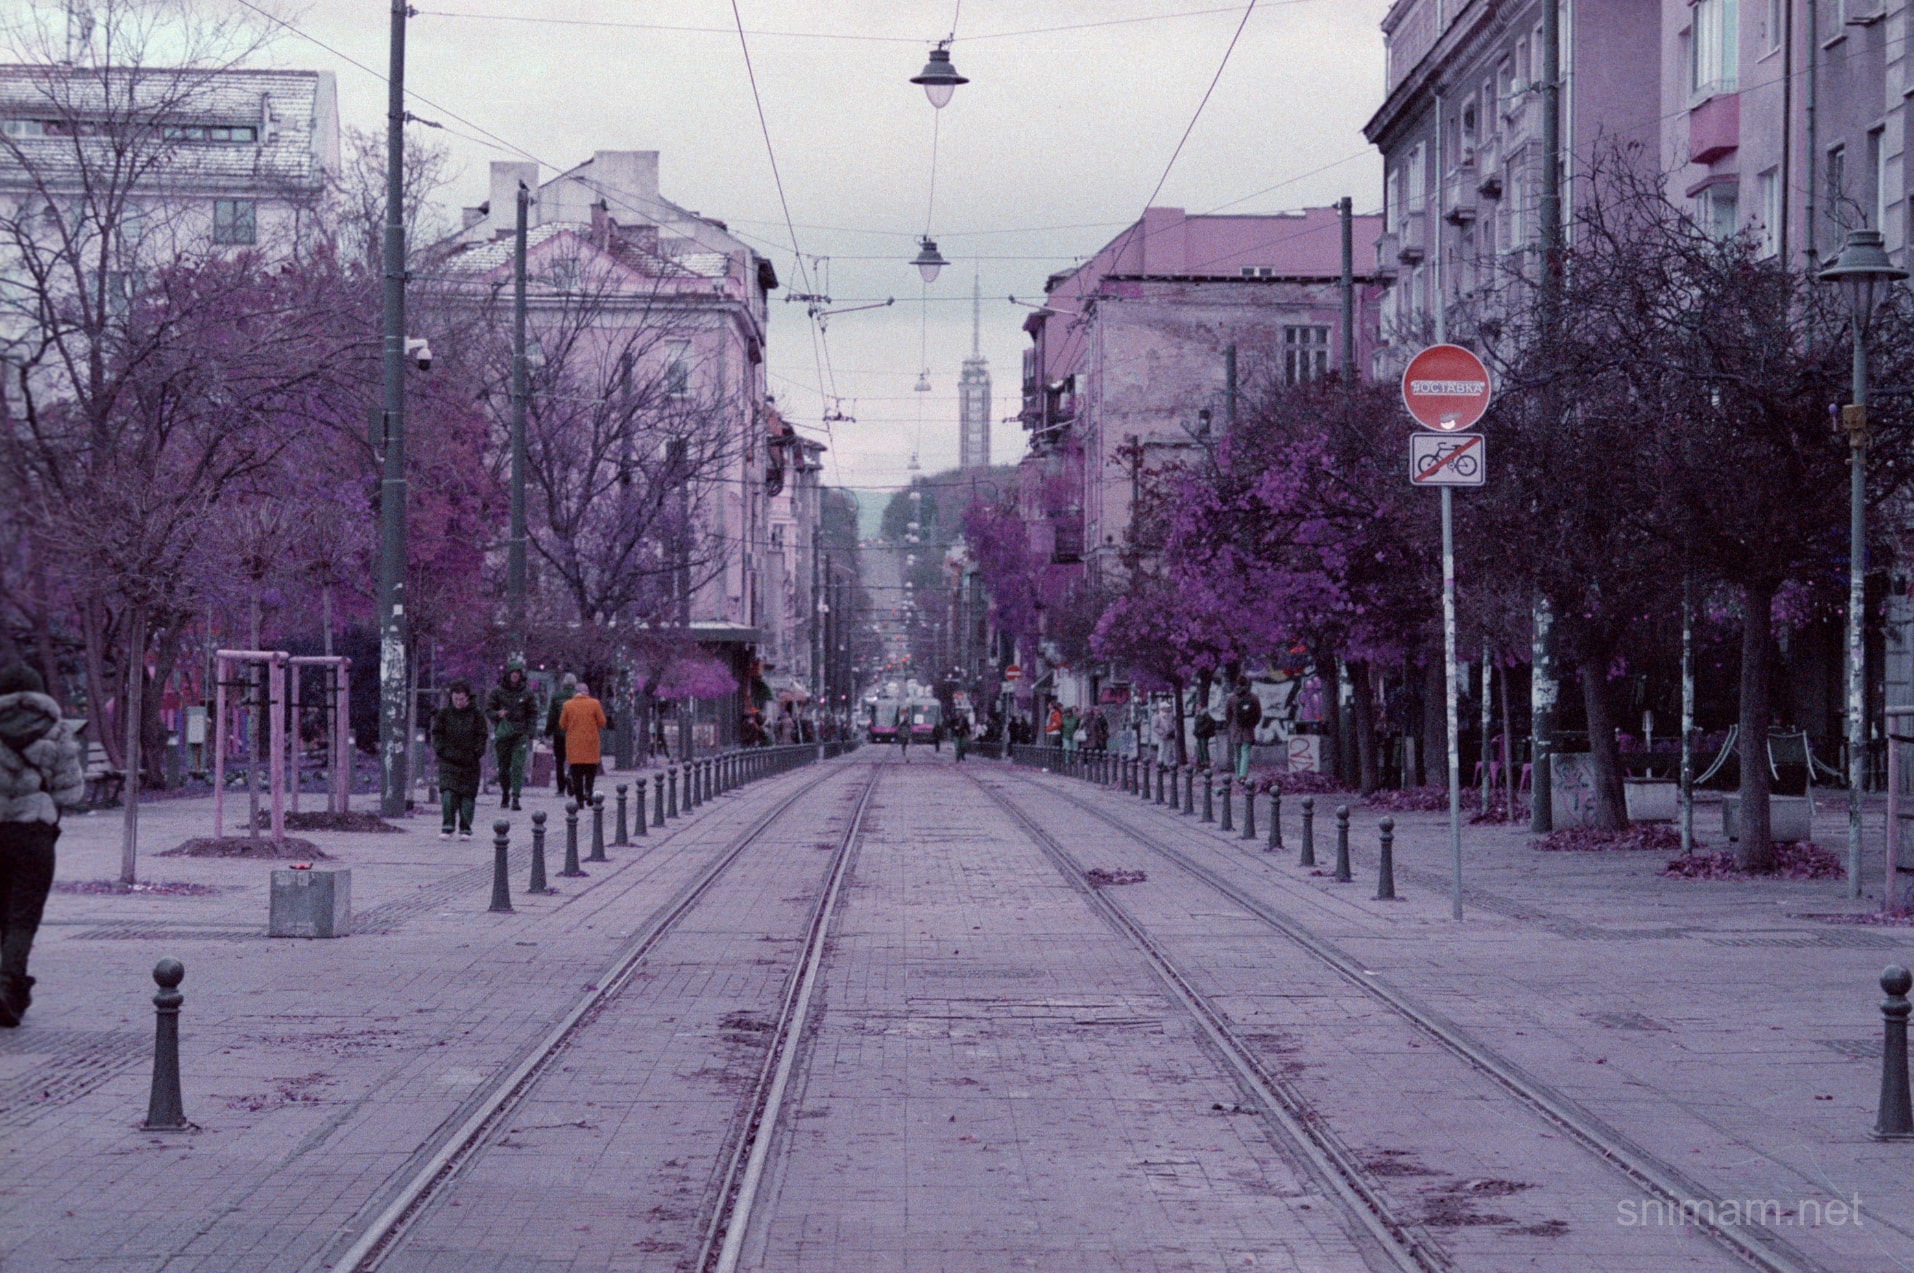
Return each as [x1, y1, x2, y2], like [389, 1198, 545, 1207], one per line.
[1364, 0, 1514, 149]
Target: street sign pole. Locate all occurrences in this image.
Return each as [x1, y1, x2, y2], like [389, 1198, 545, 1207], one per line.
[1442, 485, 1462, 921]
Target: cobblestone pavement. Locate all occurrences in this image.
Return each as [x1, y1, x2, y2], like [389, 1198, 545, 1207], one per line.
[2, 750, 1909, 1272]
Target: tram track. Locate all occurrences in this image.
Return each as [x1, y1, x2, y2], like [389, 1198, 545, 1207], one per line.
[983, 763, 1830, 1273]
[322, 759, 878, 1273]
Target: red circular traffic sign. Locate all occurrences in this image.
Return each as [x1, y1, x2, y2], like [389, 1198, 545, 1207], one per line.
[1003, 665, 1022, 682]
[1401, 344, 1492, 432]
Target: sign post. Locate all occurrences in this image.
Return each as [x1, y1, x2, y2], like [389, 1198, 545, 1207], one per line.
[1403, 344, 1492, 922]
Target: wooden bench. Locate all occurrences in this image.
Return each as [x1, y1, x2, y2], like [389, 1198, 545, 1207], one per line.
[83, 740, 125, 808]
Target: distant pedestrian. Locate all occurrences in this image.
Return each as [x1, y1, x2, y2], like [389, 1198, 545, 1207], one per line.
[544, 672, 576, 798]
[1193, 698, 1217, 768]
[1152, 699, 1177, 767]
[431, 679, 487, 840]
[0, 663, 82, 1027]
[932, 718, 944, 752]
[1226, 676, 1262, 781]
[951, 712, 970, 762]
[1044, 704, 1063, 749]
[486, 656, 537, 810]
[558, 681, 608, 805]
[1061, 707, 1079, 754]
[776, 705, 795, 745]
[1089, 710, 1110, 752]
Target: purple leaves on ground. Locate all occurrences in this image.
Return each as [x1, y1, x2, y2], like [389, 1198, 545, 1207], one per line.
[1660, 841, 1845, 879]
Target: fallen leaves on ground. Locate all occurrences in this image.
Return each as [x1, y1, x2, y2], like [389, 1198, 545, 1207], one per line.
[1660, 841, 1845, 880]
[1533, 825, 1682, 853]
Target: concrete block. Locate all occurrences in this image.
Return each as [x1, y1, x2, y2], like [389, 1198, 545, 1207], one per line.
[269, 866, 351, 938]
[1721, 794, 1814, 843]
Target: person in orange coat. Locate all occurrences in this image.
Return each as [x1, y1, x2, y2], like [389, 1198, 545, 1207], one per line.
[556, 681, 608, 805]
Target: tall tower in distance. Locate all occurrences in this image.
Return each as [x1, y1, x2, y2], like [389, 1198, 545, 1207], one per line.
[958, 274, 991, 469]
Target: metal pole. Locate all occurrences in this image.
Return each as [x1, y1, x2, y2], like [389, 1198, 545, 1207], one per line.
[1444, 488, 1462, 920]
[376, 0, 411, 818]
[508, 182, 529, 647]
[1850, 321, 1869, 899]
[1681, 581, 1696, 855]
[1338, 195, 1355, 383]
[1531, 0, 1563, 836]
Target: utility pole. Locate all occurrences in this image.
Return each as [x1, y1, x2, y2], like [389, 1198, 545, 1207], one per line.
[507, 181, 530, 650]
[1531, 0, 1563, 834]
[1224, 344, 1237, 429]
[1338, 195, 1355, 385]
[376, 0, 410, 818]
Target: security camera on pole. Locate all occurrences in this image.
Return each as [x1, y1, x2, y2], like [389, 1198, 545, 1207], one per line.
[1402, 342, 1492, 922]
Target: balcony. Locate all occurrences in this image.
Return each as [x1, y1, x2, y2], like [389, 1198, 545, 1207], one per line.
[1443, 166, 1478, 224]
[1051, 514, 1084, 565]
[1398, 208, 1428, 263]
[1688, 93, 1739, 166]
[1374, 233, 1400, 282]
[1475, 137, 1504, 197]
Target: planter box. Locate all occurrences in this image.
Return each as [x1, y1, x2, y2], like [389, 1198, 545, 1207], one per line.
[269, 866, 351, 938]
[1721, 795, 1814, 844]
[1624, 778, 1678, 823]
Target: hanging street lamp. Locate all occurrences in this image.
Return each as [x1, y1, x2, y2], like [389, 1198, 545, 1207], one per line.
[910, 40, 968, 109]
[1818, 227, 1907, 903]
[913, 236, 949, 284]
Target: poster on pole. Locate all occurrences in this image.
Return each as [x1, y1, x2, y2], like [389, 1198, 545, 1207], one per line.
[1402, 344, 1492, 432]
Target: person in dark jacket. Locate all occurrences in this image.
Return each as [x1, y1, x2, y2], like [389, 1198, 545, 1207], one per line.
[431, 679, 487, 839]
[544, 672, 576, 798]
[1226, 676, 1263, 781]
[486, 656, 537, 810]
[0, 663, 83, 1026]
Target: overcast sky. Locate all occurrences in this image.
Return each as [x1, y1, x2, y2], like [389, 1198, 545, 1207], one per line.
[266, 0, 1392, 491]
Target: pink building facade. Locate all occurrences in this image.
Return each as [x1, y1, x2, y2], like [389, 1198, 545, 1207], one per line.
[1012, 206, 1384, 709]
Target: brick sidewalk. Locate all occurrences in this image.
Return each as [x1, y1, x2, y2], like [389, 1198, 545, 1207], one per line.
[992, 758, 1914, 1270]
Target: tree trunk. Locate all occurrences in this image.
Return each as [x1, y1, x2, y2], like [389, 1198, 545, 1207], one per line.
[1171, 675, 1188, 767]
[1580, 655, 1628, 831]
[1421, 656, 1446, 791]
[143, 623, 180, 790]
[1736, 581, 1776, 871]
[119, 606, 147, 885]
[82, 600, 118, 769]
[1313, 646, 1343, 785]
[248, 592, 262, 839]
[321, 584, 334, 658]
[1351, 659, 1380, 794]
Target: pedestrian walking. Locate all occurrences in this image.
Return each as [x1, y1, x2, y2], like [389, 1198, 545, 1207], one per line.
[430, 679, 487, 840]
[1152, 698, 1178, 767]
[486, 657, 537, 810]
[0, 662, 83, 1027]
[1227, 676, 1262, 781]
[1089, 709, 1110, 752]
[951, 712, 970, 762]
[776, 705, 795, 745]
[558, 681, 608, 805]
[932, 718, 944, 752]
[1193, 698, 1217, 769]
[1060, 707, 1079, 754]
[898, 716, 912, 761]
[544, 672, 576, 798]
[1044, 703, 1062, 749]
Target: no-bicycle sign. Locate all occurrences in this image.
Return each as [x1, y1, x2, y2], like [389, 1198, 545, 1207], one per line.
[1402, 344, 1492, 432]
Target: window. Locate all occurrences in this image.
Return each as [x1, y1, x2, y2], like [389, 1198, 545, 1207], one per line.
[1692, 0, 1740, 96]
[1765, 0, 1784, 51]
[1408, 143, 1427, 210]
[1238, 266, 1276, 278]
[1870, 127, 1887, 230]
[211, 198, 255, 245]
[1826, 144, 1847, 244]
[1757, 169, 1779, 256]
[1701, 185, 1740, 240]
[665, 341, 690, 397]
[162, 124, 257, 143]
[1284, 326, 1331, 384]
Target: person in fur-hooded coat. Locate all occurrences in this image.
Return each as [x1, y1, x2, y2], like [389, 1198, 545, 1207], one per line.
[0, 663, 83, 1026]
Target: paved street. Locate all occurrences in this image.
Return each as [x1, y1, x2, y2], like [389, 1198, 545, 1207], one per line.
[2, 749, 1908, 1272]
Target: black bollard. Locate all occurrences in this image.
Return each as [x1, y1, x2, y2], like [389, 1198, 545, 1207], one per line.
[587, 794, 608, 862]
[143, 958, 188, 1129]
[632, 778, 647, 839]
[654, 771, 666, 826]
[1333, 805, 1352, 882]
[1167, 763, 1180, 812]
[1876, 966, 1914, 1140]
[528, 810, 553, 894]
[667, 767, 679, 818]
[1300, 796, 1317, 866]
[1376, 816, 1398, 900]
[1183, 765, 1196, 816]
[1155, 763, 1166, 805]
[615, 784, 629, 845]
[1202, 769, 1215, 823]
[489, 820, 515, 913]
[1242, 781, 1257, 841]
[560, 800, 586, 877]
[1268, 788, 1284, 852]
[1220, 775, 1234, 832]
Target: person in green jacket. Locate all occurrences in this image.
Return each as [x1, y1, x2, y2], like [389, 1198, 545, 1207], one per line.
[431, 679, 487, 839]
[544, 672, 576, 799]
[485, 657, 537, 810]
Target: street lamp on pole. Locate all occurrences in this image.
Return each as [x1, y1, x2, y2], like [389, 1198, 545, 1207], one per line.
[1819, 228, 1907, 900]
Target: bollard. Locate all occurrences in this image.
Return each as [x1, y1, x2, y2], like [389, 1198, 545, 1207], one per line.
[654, 771, 666, 826]
[632, 777, 648, 839]
[1155, 764, 1166, 806]
[489, 820, 515, 913]
[560, 800, 586, 877]
[1242, 782, 1257, 841]
[1268, 788, 1283, 852]
[1376, 816, 1398, 900]
[702, 759, 712, 803]
[1300, 796, 1316, 866]
[143, 958, 188, 1130]
[587, 794, 608, 863]
[1202, 768, 1215, 823]
[1184, 765, 1196, 816]
[528, 811, 553, 894]
[1220, 775, 1234, 832]
[1876, 966, 1914, 1140]
[1333, 805, 1352, 882]
[667, 767, 679, 819]
[1167, 763, 1180, 812]
[615, 784, 629, 845]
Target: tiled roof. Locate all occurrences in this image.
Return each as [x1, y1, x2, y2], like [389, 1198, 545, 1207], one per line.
[0, 64, 334, 193]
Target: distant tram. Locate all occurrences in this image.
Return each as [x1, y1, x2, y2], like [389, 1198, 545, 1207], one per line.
[864, 682, 943, 744]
